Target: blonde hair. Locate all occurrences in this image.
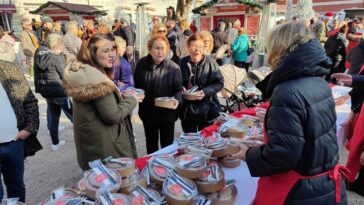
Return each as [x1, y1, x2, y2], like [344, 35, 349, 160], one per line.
[233, 19, 241, 29]
[266, 21, 314, 70]
[52, 22, 62, 33]
[180, 19, 190, 32]
[151, 23, 167, 36]
[114, 36, 126, 48]
[65, 21, 78, 33]
[47, 33, 63, 50]
[199, 30, 214, 54]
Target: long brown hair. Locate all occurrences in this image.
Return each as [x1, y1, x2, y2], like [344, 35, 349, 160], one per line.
[77, 33, 115, 79]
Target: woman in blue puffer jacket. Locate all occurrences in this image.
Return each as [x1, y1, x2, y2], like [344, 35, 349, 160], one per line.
[231, 28, 249, 71]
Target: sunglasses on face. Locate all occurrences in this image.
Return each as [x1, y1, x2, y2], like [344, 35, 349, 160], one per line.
[157, 30, 167, 33]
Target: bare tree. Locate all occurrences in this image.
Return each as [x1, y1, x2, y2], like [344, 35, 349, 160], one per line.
[176, 0, 193, 21]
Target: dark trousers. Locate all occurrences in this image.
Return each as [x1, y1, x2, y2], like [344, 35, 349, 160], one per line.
[46, 97, 73, 145]
[234, 60, 247, 72]
[181, 118, 212, 133]
[143, 121, 175, 154]
[0, 140, 25, 202]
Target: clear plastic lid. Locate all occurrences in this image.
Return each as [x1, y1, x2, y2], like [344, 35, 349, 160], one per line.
[208, 183, 237, 201]
[129, 186, 161, 205]
[86, 169, 121, 190]
[120, 174, 138, 188]
[95, 193, 132, 205]
[198, 164, 223, 182]
[104, 157, 135, 170]
[184, 145, 213, 158]
[177, 154, 206, 170]
[148, 156, 175, 179]
[45, 198, 86, 205]
[163, 172, 197, 201]
[177, 133, 204, 147]
[2, 198, 20, 205]
[155, 97, 175, 101]
[203, 135, 227, 150]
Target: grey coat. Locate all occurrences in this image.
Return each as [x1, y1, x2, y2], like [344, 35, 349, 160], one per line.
[63, 32, 82, 60]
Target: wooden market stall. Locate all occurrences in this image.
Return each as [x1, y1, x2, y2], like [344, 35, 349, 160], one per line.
[30, 1, 107, 22]
[192, 0, 264, 36]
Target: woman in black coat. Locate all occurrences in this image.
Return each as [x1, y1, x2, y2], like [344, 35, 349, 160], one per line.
[134, 35, 182, 154]
[324, 24, 348, 79]
[233, 22, 347, 205]
[179, 33, 224, 132]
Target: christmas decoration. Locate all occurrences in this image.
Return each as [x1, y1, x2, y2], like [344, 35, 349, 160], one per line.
[192, 0, 265, 15]
[294, 0, 314, 21]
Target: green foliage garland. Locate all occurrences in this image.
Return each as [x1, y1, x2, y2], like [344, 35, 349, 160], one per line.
[192, 0, 265, 15]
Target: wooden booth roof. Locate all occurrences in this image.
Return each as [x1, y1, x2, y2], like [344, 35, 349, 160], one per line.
[192, 0, 265, 15]
[30, 1, 107, 16]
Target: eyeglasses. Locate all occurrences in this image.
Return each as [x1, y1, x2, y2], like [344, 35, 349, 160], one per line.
[189, 44, 205, 50]
[157, 30, 167, 33]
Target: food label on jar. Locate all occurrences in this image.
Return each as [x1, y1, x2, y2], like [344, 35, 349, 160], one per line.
[155, 165, 167, 175]
[95, 173, 108, 183]
[112, 199, 125, 205]
[170, 184, 183, 194]
[132, 194, 145, 205]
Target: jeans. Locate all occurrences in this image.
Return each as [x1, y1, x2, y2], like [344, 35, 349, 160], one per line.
[234, 61, 248, 72]
[46, 97, 73, 145]
[0, 140, 25, 202]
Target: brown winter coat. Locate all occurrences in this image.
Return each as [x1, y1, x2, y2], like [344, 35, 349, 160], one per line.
[63, 61, 137, 170]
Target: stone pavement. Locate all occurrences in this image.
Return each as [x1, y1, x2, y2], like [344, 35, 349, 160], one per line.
[18, 74, 364, 204]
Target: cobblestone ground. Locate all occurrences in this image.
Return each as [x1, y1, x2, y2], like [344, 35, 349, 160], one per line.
[16, 75, 364, 204]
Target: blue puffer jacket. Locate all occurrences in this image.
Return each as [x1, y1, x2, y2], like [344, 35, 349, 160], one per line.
[246, 39, 347, 205]
[231, 34, 249, 62]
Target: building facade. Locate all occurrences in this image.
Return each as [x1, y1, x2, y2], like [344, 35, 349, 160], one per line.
[4, 0, 178, 33]
[276, 0, 364, 13]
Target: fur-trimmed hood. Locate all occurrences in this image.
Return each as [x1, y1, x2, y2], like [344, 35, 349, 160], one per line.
[63, 61, 116, 101]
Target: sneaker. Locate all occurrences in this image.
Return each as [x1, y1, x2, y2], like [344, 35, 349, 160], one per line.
[51, 140, 66, 151]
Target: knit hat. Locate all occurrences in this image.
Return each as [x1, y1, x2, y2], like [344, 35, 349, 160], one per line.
[324, 12, 334, 20]
[41, 16, 54, 23]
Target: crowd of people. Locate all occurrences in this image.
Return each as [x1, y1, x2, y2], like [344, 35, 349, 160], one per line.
[0, 11, 364, 205]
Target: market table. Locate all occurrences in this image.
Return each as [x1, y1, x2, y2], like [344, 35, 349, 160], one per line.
[148, 85, 351, 205]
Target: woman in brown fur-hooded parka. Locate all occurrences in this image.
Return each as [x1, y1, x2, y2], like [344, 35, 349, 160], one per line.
[63, 33, 144, 170]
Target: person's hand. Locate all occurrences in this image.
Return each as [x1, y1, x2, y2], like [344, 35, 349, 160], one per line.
[117, 81, 124, 87]
[231, 144, 249, 161]
[171, 99, 179, 110]
[360, 151, 364, 165]
[331, 73, 353, 86]
[182, 87, 187, 94]
[131, 92, 145, 103]
[196, 90, 205, 100]
[16, 130, 31, 140]
[249, 134, 264, 142]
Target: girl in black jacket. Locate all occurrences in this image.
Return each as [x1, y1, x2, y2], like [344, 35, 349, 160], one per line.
[179, 33, 224, 132]
[34, 33, 73, 151]
[134, 35, 182, 154]
[233, 22, 347, 205]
